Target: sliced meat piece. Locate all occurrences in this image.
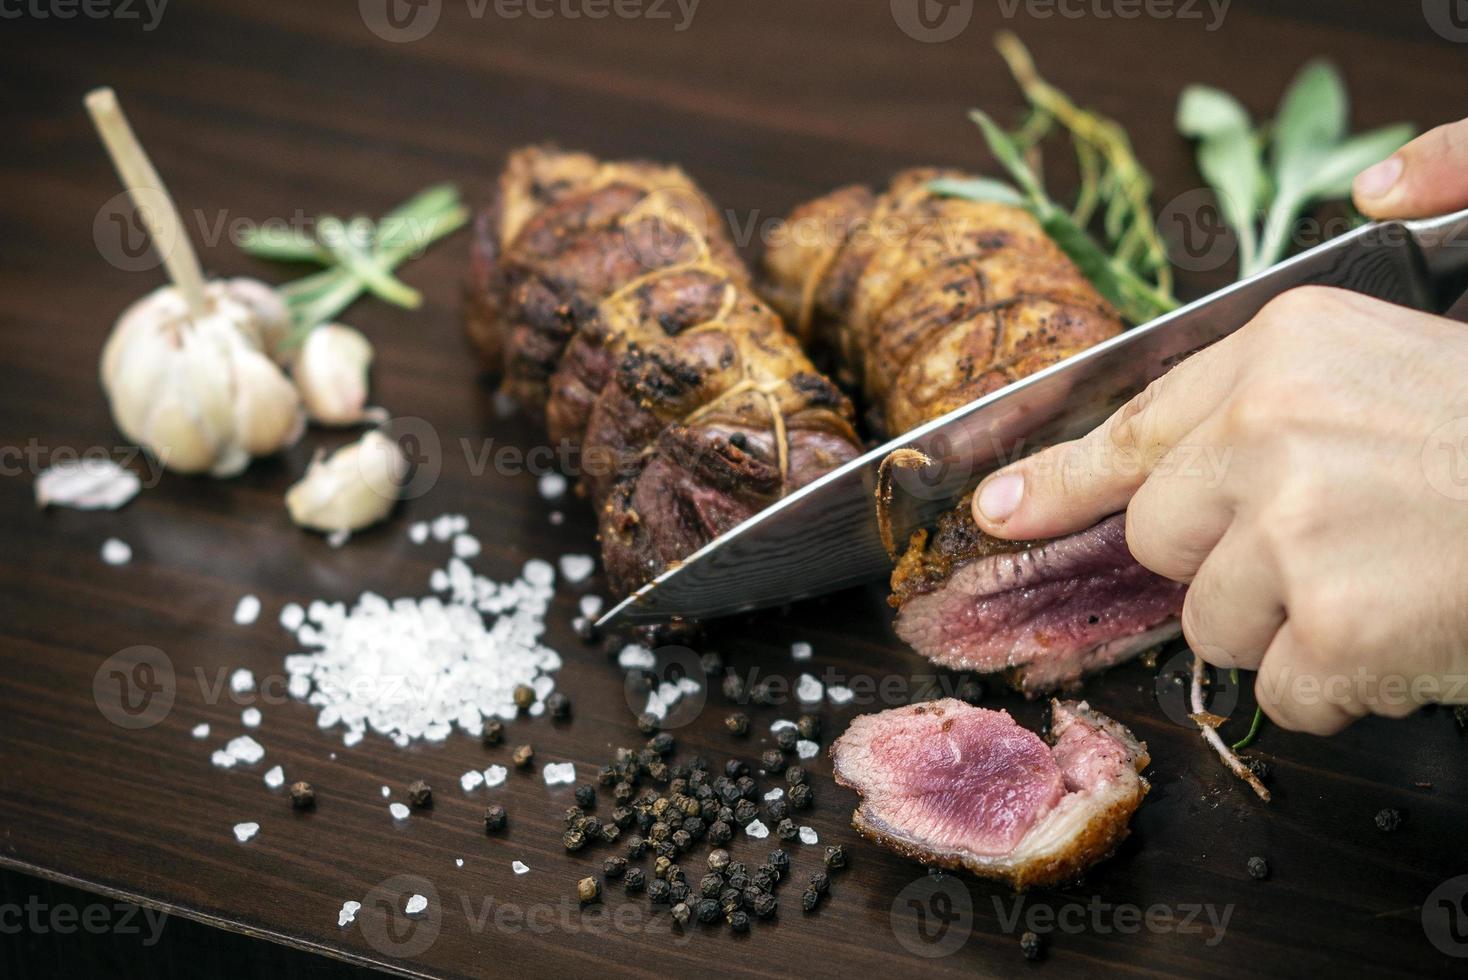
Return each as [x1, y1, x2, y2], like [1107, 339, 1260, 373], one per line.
[891, 509, 1185, 695]
[831, 698, 1149, 889]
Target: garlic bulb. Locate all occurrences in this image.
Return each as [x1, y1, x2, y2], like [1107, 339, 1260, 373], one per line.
[100, 279, 303, 477]
[293, 324, 381, 426]
[285, 429, 407, 534]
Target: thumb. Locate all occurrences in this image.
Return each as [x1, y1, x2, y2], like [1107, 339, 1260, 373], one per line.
[1353, 117, 1468, 219]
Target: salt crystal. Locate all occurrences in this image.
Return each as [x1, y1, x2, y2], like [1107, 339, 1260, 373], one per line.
[791, 641, 813, 661]
[558, 554, 594, 584]
[542, 762, 576, 786]
[343, 730, 362, 747]
[263, 765, 284, 788]
[432, 515, 456, 541]
[548, 511, 564, 526]
[453, 534, 481, 559]
[233, 822, 259, 843]
[455, 858, 464, 868]
[404, 894, 427, 916]
[523, 558, 555, 588]
[512, 860, 530, 875]
[408, 522, 429, 544]
[796, 739, 819, 759]
[229, 669, 256, 694]
[35, 459, 141, 510]
[191, 723, 210, 739]
[745, 819, 770, 839]
[101, 538, 132, 566]
[579, 595, 603, 619]
[764, 787, 784, 801]
[279, 603, 306, 631]
[234, 595, 261, 626]
[460, 770, 485, 792]
[381, 786, 391, 798]
[390, 802, 410, 820]
[538, 473, 567, 500]
[429, 568, 449, 591]
[796, 674, 823, 704]
[799, 826, 819, 845]
[210, 750, 235, 768]
[483, 765, 507, 788]
[241, 707, 262, 728]
[827, 685, 854, 705]
[618, 645, 656, 670]
[337, 900, 361, 927]
[326, 530, 350, 548]
[770, 719, 797, 733]
[224, 735, 265, 765]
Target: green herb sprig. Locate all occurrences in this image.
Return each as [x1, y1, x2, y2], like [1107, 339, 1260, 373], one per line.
[238, 183, 469, 347]
[1178, 61, 1413, 277]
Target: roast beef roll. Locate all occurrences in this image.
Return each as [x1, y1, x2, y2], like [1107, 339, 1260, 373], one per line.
[468, 146, 863, 596]
[765, 171, 1184, 692]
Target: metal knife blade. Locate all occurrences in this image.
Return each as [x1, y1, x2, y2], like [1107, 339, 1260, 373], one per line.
[598, 212, 1458, 627]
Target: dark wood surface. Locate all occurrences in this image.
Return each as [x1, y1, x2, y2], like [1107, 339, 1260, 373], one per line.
[3, 2, 1467, 976]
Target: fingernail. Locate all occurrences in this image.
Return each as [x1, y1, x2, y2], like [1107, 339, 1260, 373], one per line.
[1354, 155, 1403, 199]
[976, 473, 1024, 523]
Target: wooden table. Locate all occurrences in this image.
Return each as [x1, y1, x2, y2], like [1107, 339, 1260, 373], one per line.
[3, 1, 1466, 976]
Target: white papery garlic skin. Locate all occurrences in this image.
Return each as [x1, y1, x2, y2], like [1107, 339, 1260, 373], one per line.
[286, 430, 407, 534]
[100, 279, 302, 477]
[293, 324, 378, 426]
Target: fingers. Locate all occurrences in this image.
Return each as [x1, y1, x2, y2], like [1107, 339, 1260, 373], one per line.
[1178, 523, 1283, 671]
[1122, 438, 1237, 582]
[973, 341, 1241, 540]
[1353, 117, 1468, 219]
[1253, 622, 1364, 736]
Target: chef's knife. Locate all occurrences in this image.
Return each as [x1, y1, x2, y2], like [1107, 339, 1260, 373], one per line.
[598, 206, 1468, 627]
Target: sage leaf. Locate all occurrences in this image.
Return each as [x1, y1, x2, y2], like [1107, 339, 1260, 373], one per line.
[1271, 59, 1348, 180]
[928, 176, 1026, 207]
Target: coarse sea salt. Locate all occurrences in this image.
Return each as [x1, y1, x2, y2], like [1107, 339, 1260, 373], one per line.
[455, 859, 464, 868]
[404, 894, 428, 916]
[579, 595, 603, 619]
[483, 765, 508, 788]
[538, 473, 567, 500]
[263, 765, 284, 788]
[799, 826, 819, 845]
[796, 674, 823, 704]
[233, 822, 259, 843]
[242, 707, 262, 728]
[453, 534, 482, 559]
[558, 554, 594, 584]
[275, 540, 562, 747]
[409, 522, 430, 544]
[542, 762, 576, 786]
[101, 538, 132, 566]
[745, 819, 770, 839]
[234, 595, 261, 626]
[764, 788, 784, 801]
[230, 669, 256, 694]
[280, 603, 306, 632]
[381, 785, 391, 798]
[827, 685, 855, 706]
[791, 641, 813, 661]
[617, 644, 656, 670]
[796, 739, 819, 759]
[770, 719, 797, 734]
[512, 860, 530, 875]
[191, 723, 210, 739]
[460, 770, 485, 792]
[35, 459, 141, 510]
[390, 802, 411, 820]
[338, 901, 361, 927]
[212, 735, 265, 768]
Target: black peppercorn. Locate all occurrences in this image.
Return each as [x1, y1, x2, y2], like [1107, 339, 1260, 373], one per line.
[786, 765, 808, 786]
[581, 816, 603, 838]
[655, 855, 673, 879]
[512, 684, 534, 710]
[671, 901, 691, 926]
[575, 785, 596, 809]
[766, 799, 789, 823]
[482, 720, 505, 746]
[722, 674, 746, 702]
[483, 804, 507, 832]
[707, 848, 731, 871]
[564, 805, 585, 827]
[696, 898, 721, 924]
[709, 821, 734, 845]
[612, 805, 635, 829]
[808, 871, 829, 894]
[727, 909, 750, 932]
[716, 806, 736, 825]
[600, 824, 621, 844]
[604, 856, 628, 879]
[801, 888, 820, 912]
[775, 727, 799, 752]
[761, 749, 786, 773]
[726, 861, 747, 877]
[655, 840, 679, 860]
[648, 761, 670, 783]
[768, 849, 790, 873]
[776, 819, 798, 840]
[724, 758, 749, 778]
[1020, 931, 1043, 961]
[726, 871, 751, 892]
[736, 775, 758, 799]
[625, 835, 647, 859]
[637, 712, 660, 735]
[669, 882, 691, 904]
[624, 867, 646, 892]
[672, 829, 693, 851]
[577, 876, 601, 905]
[797, 714, 821, 740]
[824, 844, 847, 870]
[753, 893, 777, 918]
[547, 691, 571, 719]
[725, 712, 750, 736]
[613, 781, 634, 804]
[752, 868, 776, 892]
[648, 879, 671, 904]
[512, 744, 534, 768]
[682, 816, 707, 840]
[649, 820, 671, 843]
[289, 781, 315, 810]
[1246, 855, 1269, 880]
[734, 799, 759, 825]
[1245, 757, 1273, 783]
[700, 873, 724, 898]
[563, 828, 587, 852]
[790, 783, 813, 810]
[1375, 807, 1403, 832]
[720, 887, 743, 912]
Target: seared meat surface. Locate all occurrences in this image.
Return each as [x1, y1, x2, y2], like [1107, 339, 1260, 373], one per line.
[467, 146, 862, 595]
[765, 171, 1183, 691]
[831, 698, 1149, 888]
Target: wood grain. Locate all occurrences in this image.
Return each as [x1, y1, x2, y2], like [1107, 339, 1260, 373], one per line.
[1, 1, 1466, 976]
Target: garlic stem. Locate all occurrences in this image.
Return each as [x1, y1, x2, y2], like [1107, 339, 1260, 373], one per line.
[84, 88, 208, 320]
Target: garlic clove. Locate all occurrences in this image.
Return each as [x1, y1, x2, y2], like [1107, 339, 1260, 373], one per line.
[230, 343, 305, 457]
[285, 429, 407, 533]
[293, 324, 375, 427]
[219, 277, 292, 363]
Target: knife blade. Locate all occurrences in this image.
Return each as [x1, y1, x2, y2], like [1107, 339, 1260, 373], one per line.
[598, 207, 1468, 627]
